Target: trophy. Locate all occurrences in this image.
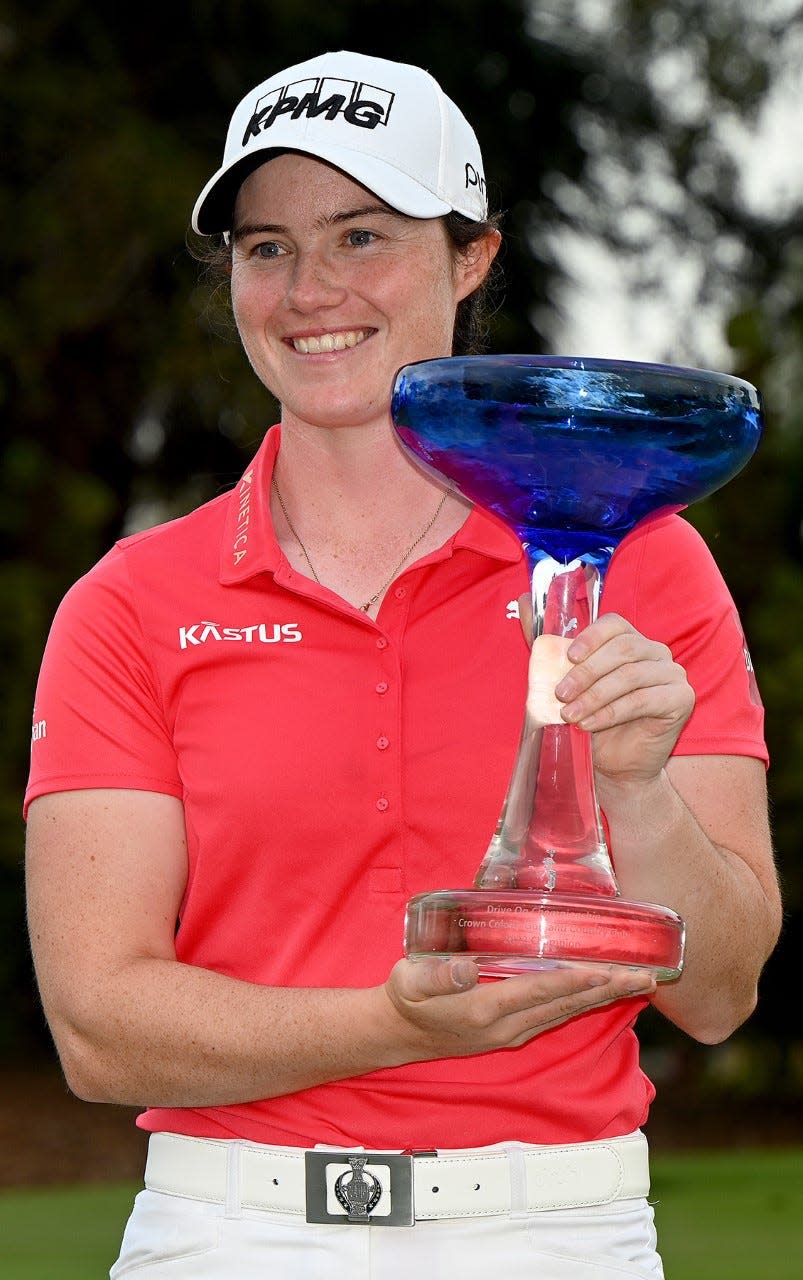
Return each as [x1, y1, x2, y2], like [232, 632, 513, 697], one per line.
[391, 355, 763, 981]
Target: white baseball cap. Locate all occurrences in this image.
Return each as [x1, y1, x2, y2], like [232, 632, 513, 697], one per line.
[192, 50, 488, 234]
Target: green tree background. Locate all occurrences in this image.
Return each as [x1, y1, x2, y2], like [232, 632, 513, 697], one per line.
[2, 0, 801, 1125]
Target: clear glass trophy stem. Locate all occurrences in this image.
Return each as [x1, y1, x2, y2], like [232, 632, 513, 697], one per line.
[474, 555, 616, 897]
[404, 552, 686, 981]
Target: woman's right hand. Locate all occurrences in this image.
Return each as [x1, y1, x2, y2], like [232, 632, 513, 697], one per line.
[383, 956, 655, 1058]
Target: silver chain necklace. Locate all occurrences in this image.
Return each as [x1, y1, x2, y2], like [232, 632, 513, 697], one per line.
[272, 474, 449, 613]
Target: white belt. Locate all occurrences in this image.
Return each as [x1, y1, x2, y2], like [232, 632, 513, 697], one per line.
[144, 1131, 650, 1226]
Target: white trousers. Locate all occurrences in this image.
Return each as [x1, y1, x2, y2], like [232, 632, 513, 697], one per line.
[110, 1176, 665, 1279]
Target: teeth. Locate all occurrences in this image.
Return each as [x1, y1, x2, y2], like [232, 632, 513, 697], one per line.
[293, 330, 366, 354]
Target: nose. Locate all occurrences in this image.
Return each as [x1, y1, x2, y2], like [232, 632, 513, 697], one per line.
[285, 249, 346, 311]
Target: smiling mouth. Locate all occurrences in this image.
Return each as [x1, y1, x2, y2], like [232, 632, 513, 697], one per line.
[291, 329, 369, 354]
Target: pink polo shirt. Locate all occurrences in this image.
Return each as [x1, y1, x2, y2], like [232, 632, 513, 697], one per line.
[25, 425, 766, 1149]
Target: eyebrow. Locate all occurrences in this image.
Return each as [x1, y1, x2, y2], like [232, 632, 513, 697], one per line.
[232, 204, 405, 242]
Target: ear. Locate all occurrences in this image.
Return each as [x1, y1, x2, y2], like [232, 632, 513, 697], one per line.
[455, 229, 502, 302]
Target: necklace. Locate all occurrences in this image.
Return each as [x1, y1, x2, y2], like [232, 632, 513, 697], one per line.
[272, 474, 449, 613]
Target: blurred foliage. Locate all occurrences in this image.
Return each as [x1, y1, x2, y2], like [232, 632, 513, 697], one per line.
[1, 0, 802, 1102]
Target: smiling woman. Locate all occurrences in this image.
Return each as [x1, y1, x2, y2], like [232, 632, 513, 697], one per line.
[194, 194, 503, 361]
[220, 151, 498, 606]
[23, 47, 779, 1280]
[227, 158, 491, 440]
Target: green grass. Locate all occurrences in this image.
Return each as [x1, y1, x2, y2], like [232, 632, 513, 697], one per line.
[651, 1148, 803, 1279]
[0, 1182, 135, 1280]
[0, 1149, 801, 1278]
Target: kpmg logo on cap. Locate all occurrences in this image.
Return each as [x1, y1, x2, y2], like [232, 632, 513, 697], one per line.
[243, 75, 394, 147]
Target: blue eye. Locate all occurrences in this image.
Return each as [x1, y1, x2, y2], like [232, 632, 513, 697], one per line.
[347, 228, 376, 247]
[255, 241, 282, 259]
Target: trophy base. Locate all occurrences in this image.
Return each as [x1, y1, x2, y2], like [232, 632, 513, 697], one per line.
[404, 889, 685, 982]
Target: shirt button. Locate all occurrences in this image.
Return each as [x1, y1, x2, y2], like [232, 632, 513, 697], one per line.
[375, 681, 389, 695]
[376, 637, 388, 650]
[376, 797, 389, 812]
[376, 736, 390, 751]
[394, 586, 406, 600]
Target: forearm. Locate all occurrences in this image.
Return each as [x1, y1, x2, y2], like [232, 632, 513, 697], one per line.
[597, 763, 780, 1042]
[47, 957, 410, 1108]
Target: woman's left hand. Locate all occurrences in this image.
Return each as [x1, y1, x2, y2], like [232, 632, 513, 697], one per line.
[555, 613, 695, 785]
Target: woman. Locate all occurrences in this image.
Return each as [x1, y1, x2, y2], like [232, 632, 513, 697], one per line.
[25, 50, 780, 1278]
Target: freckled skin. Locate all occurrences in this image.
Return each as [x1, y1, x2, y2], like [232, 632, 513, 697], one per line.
[229, 155, 474, 439]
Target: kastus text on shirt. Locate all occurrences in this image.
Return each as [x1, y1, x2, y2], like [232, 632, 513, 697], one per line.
[178, 622, 302, 649]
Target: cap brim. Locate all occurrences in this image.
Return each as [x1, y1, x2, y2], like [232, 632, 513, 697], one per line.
[192, 141, 454, 235]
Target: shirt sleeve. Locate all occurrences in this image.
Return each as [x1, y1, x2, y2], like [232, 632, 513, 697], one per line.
[24, 545, 183, 817]
[601, 513, 767, 764]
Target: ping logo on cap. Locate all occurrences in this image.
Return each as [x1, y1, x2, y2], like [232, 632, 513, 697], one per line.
[465, 163, 485, 199]
[242, 76, 394, 147]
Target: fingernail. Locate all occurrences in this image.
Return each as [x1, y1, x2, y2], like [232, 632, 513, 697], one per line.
[625, 979, 655, 994]
[451, 961, 478, 989]
[587, 975, 610, 988]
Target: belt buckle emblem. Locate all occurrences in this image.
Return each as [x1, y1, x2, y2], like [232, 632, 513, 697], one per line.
[304, 1151, 414, 1226]
[334, 1155, 382, 1219]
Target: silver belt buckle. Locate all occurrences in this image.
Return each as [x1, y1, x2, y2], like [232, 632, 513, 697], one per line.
[304, 1151, 415, 1226]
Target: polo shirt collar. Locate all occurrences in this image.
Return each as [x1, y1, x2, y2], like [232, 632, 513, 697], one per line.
[219, 424, 523, 586]
[219, 426, 284, 585]
[452, 503, 523, 564]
